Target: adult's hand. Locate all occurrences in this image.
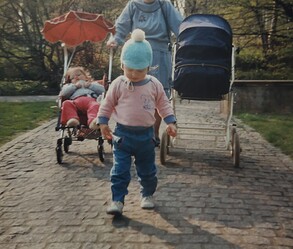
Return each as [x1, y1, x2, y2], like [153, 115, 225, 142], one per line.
[106, 39, 118, 48]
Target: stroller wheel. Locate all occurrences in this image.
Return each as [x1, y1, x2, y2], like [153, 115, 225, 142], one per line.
[98, 137, 105, 162]
[56, 146, 63, 164]
[64, 136, 72, 153]
[108, 139, 113, 149]
[98, 145, 105, 162]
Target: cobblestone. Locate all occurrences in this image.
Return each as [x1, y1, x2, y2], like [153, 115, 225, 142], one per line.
[0, 99, 292, 249]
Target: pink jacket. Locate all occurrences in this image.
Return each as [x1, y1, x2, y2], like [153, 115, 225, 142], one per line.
[98, 75, 176, 127]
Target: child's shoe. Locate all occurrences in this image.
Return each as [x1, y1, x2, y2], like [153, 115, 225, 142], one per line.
[89, 118, 99, 130]
[141, 196, 155, 209]
[106, 201, 124, 216]
[66, 118, 80, 127]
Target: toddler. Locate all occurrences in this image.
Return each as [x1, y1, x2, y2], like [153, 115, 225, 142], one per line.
[97, 29, 177, 216]
[59, 66, 105, 129]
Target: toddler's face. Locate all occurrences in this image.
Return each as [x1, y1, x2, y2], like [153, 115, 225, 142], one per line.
[70, 70, 87, 82]
[123, 66, 148, 82]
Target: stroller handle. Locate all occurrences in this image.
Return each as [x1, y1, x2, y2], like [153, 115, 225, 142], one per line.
[108, 47, 113, 83]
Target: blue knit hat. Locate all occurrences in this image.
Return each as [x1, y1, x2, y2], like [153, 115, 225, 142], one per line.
[121, 29, 153, 70]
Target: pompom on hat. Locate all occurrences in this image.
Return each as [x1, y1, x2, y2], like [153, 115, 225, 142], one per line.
[121, 29, 153, 70]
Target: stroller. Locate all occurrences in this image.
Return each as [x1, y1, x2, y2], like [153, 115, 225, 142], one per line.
[42, 10, 115, 164]
[160, 14, 241, 167]
[55, 78, 106, 164]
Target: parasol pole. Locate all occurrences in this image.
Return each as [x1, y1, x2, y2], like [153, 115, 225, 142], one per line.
[108, 47, 113, 83]
[67, 47, 76, 71]
[61, 43, 76, 86]
[62, 43, 68, 86]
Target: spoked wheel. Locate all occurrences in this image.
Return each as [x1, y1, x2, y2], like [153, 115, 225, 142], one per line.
[64, 136, 72, 153]
[229, 127, 236, 155]
[160, 131, 169, 165]
[231, 129, 240, 168]
[56, 146, 63, 164]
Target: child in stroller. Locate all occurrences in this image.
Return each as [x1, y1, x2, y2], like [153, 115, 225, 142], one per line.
[56, 66, 106, 164]
[59, 66, 105, 130]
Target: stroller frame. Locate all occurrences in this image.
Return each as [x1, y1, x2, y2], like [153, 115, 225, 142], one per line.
[160, 14, 241, 167]
[41, 10, 115, 164]
[55, 45, 113, 164]
[55, 98, 106, 164]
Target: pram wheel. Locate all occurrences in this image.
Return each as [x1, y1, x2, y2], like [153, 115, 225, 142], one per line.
[56, 145, 63, 164]
[160, 131, 170, 165]
[231, 127, 240, 167]
[64, 136, 72, 153]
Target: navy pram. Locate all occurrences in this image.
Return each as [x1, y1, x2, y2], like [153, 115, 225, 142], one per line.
[160, 14, 241, 168]
[173, 14, 233, 100]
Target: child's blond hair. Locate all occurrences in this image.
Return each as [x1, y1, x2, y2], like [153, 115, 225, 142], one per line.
[65, 66, 91, 83]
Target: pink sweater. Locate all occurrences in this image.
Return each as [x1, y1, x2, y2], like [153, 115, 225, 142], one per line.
[98, 75, 176, 127]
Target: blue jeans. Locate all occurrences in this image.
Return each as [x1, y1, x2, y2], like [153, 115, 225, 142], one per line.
[110, 123, 158, 203]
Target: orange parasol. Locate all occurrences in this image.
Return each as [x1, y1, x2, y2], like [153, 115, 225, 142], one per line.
[42, 11, 115, 90]
[42, 10, 115, 47]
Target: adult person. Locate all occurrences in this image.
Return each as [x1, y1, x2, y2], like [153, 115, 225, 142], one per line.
[106, 0, 183, 145]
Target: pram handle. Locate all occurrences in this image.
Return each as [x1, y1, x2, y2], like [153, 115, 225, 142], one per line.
[104, 47, 114, 93]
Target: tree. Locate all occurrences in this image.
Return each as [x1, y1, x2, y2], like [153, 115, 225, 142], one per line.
[183, 0, 293, 79]
[0, 0, 292, 83]
[0, 0, 122, 87]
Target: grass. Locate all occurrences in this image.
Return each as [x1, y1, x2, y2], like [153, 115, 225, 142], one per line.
[0, 100, 292, 161]
[0, 102, 58, 147]
[237, 113, 293, 159]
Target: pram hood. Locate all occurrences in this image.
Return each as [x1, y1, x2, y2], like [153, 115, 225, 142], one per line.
[176, 14, 232, 70]
[173, 14, 233, 100]
[179, 14, 232, 37]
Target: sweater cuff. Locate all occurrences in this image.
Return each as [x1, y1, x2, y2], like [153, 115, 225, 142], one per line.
[97, 116, 109, 125]
[164, 115, 176, 124]
[115, 36, 124, 46]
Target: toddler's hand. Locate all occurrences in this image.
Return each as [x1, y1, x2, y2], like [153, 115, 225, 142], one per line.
[84, 81, 91, 88]
[100, 124, 113, 140]
[166, 123, 177, 137]
[75, 81, 82, 88]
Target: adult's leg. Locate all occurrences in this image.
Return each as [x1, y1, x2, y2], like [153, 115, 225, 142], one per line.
[150, 49, 172, 144]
